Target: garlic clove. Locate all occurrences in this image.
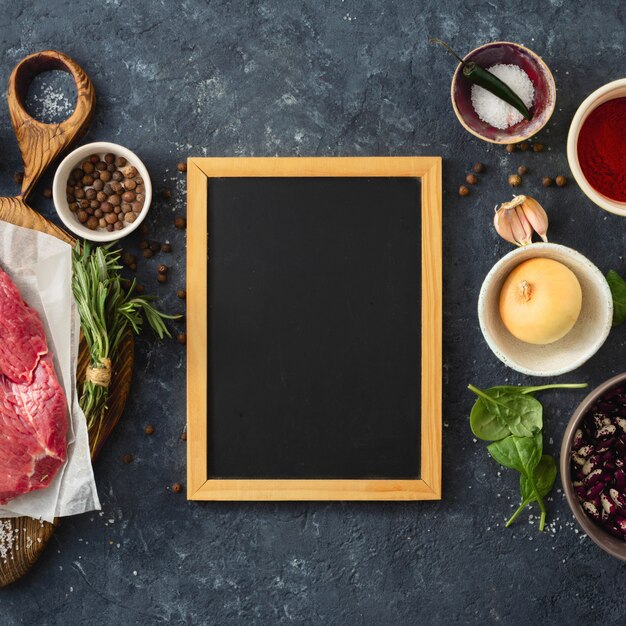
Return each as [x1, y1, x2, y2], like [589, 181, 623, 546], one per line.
[495, 195, 549, 246]
[518, 196, 549, 242]
[494, 203, 532, 246]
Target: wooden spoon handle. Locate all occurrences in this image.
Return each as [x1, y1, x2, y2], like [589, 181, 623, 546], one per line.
[7, 50, 96, 201]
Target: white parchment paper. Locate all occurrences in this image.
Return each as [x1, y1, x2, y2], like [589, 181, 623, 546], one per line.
[0, 222, 100, 522]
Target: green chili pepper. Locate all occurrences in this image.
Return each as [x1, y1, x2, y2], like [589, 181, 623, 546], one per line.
[431, 38, 532, 121]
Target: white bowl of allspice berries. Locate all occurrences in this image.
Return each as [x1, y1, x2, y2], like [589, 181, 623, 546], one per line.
[53, 141, 152, 242]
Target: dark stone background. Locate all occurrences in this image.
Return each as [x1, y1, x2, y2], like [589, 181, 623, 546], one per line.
[1, 1, 625, 624]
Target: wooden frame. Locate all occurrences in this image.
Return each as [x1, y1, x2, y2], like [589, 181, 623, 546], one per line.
[187, 157, 442, 500]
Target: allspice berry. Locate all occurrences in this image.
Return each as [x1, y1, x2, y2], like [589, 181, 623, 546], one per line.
[517, 165, 528, 176]
[533, 143, 544, 153]
[171, 482, 183, 494]
[175, 217, 187, 229]
[176, 289, 187, 300]
[161, 242, 172, 253]
[555, 175, 567, 187]
[508, 174, 522, 187]
[177, 162, 187, 173]
[42, 188, 52, 199]
[519, 142, 530, 152]
[12, 171, 24, 185]
[465, 173, 478, 185]
[177, 333, 187, 345]
[144, 425, 155, 435]
[142, 248, 154, 259]
[542, 176, 554, 187]
[157, 273, 168, 284]
[505, 144, 516, 153]
[161, 188, 172, 200]
[472, 162, 485, 174]
[122, 453, 134, 464]
[458, 185, 470, 197]
[157, 264, 169, 274]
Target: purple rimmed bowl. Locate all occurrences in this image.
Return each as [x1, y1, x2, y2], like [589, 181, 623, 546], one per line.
[561, 373, 626, 563]
[451, 41, 556, 144]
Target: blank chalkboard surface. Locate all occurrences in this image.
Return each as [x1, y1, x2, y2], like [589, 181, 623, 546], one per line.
[187, 157, 442, 500]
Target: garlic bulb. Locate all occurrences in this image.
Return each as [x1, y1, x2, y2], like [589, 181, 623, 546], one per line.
[494, 195, 549, 246]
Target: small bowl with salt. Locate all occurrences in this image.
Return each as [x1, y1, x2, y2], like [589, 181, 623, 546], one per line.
[451, 41, 556, 144]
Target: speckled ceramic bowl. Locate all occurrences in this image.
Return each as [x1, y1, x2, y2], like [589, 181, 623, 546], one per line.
[561, 373, 626, 563]
[478, 243, 612, 376]
[451, 41, 556, 144]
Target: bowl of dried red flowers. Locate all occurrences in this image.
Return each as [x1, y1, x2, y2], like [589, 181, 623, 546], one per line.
[561, 373, 626, 562]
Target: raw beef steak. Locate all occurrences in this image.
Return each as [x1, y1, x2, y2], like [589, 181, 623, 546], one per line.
[0, 267, 67, 505]
[0, 268, 47, 384]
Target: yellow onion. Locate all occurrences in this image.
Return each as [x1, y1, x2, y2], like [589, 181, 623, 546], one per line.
[499, 257, 582, 345]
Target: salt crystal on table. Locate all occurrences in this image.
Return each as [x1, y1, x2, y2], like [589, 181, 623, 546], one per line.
[471, 64, 535, 130]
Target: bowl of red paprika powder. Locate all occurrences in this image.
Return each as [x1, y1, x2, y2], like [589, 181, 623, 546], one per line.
[567, 78, 626, 217]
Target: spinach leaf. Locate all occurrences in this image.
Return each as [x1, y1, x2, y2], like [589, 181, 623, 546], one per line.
[487, 432, 542, 476]
[469, 388, 514, 441]
[486, 383, 587, 395]
[506, 455, 557, 530]
[468, 385, 542, 440]
[520, 454, 557, 502]
[607, 269, 626, 326]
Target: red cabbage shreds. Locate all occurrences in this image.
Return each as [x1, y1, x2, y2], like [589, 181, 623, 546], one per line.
[571, 385, 626, 540]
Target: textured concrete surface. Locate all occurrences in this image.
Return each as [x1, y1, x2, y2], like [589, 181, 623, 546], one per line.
[1, 1, 625, 624]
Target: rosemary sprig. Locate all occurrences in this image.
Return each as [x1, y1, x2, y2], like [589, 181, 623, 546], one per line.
[72, 242, 179, 438]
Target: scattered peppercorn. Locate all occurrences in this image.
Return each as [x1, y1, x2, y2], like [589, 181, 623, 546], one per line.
[157, 273, 168, 284]
[144, 425, 155, 435]
[177, 332, 187, 345]
[465, 173, 478, 185]
[180, 431, 187, 441]
[472, 162, 484, 174]
[122, 252, 137, 266]
[139, 240, 149, 249]
[142, 249, 154, 259]
[517, 165, 528, 176]
[129, 263, 137, 271]
[542, 176, 554, 187]
[555, 175, 567, 187]
[135, 284, 145, 294]
[171, 482, 183, 493]
[12, 171, 24, 185]
[533, 143, 544, 153]
[161, 242, 172, 253]
[122, 453, 134, 464]
[175, 217, 187, 229]
[177, 289, 187, 300]
[177, 162, 187, 173]
[42, 188, 52, 199]
[161, 188, 172, 200]
[140, 223, 149, 235]
[149, 241, 160, 253]
[458, 185, 470, 197]
[508, 174, 522, 187]
[519, 142, 530, 152]
[157, 264, 169, 274]
[505, 144, 516, 153]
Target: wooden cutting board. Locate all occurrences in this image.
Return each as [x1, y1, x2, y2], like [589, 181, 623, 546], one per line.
[0, 51, 135, 587]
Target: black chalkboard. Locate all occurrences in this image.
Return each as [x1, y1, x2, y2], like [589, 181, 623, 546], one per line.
[206, 176, 422, 479]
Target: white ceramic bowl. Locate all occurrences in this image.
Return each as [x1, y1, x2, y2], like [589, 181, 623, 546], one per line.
[478, 243, 612, 376]
[53, 141, 151, 242]
[567, 78, 626, 217]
